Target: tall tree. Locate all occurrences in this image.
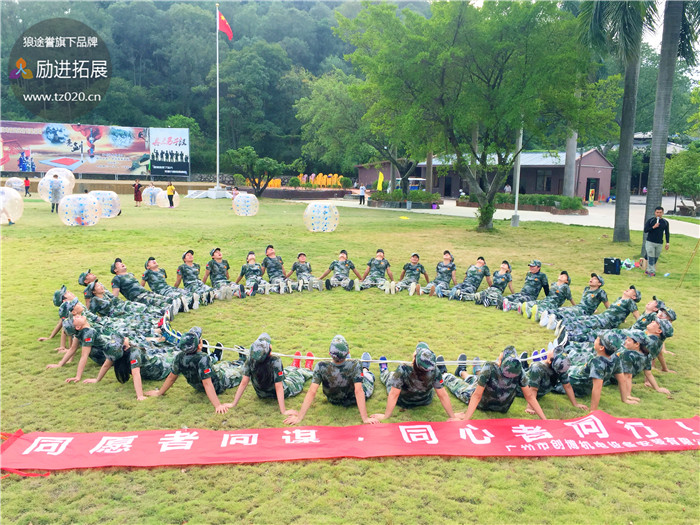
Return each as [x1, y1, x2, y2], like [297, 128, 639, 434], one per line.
[227, 146, 304, 197]
[579, 0, 657, 242]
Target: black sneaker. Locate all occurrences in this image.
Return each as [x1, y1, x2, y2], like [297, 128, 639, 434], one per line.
[455, 353, 467, 377]
[325, 279, 332, 290]
[361, 352, 371, 370]
[436, 355, 448, 375]
[556, 329, 568, 347]
[251, 283, 258, 297]
[213, 342, 223, 362]
[239, 284, 246, 298]
[520, 351, 529, 371]
[346, 280, 355, 291]
[202, 339, 210, 353]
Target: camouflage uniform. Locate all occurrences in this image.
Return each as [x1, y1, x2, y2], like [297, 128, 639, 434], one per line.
[450, 264, 490, 298]
[380, 364, 444, 408]
[206, 259, 236, 298]
[554, 353, 621, 397]
[172, 352, 244, 394]
[243, 354, 312, 399]
[464, 271, 512, 307]
[262, 255, 290, 293]
[328, 259, 356, 288]
[177, 263, 213, 301]
[111, 273, 172, 310]
[442, 359, 527, 412]
[238, 263, 268, 291]
[630, 311, 657, 331]
[290, 261, 321, 291]
[141, 268, 193, 303]
[523, 281, 572, 311]
[549, 287, 609, 320]
[501, 271, 549, 307]
[312, 359, 374, 406]
[564, 297, 638, 343]
[361, 258, 391, 290]
[421, 261, 456, 296]
[395, 262, 426, 292]
[73, 326, 109, 366]
[518, 361, 569, 398]
[88, 296, 161, 335]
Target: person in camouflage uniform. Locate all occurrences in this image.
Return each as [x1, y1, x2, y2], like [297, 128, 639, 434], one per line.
[286, 252, 323, 292]
[146, 327, 243, 414]
[372, 343, 457, 420]
[448, 257, 492, 300]
[501, 260, 550, 311]
[462, 261, 516, 307]
[78, 269, 98, 308]
[262, 245, 292, 294]
[230, 334, 315, 415]
[539, 273, 610, 329]
[283, 335, 378, 425]
[87, 280, 162, 322]
[318, 249, 363, 291]
[203, 248, 241, 300]
[360, 249, 395, 293]
[395, 253, 430, 295]
[557, 286, 642, 343]
[110, 258, 176, 313]
[39, 286, 78, 352]
[235, 252, 267, 295]
[440, 346, 547, 420]
[519, 271, 575, 320]
[552, 332, 625, 411]
[45, 314, 110, 383]
[174, 250, 215, 305]
[421, 251, 457, 297]
[141, 257, 195, 310]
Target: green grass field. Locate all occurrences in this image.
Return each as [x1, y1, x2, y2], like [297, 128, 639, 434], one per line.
[2, 197, 698, 524]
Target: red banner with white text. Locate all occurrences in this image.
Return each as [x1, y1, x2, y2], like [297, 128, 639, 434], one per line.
[2, 412, 698, 473]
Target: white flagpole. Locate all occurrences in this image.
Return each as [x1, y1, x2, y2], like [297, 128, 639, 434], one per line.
[215, 3, 220, 189]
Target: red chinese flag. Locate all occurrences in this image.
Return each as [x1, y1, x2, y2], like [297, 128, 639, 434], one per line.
[218, 12, 233, 41]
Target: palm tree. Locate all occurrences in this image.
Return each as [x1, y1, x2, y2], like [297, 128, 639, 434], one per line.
[579, 1, 657, 242]
[643, 1, 700, 253]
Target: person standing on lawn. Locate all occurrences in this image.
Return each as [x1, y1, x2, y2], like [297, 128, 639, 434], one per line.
[643, 206, 670, 277]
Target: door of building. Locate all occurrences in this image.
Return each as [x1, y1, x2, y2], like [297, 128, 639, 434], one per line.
[444, 176, 452, 197]
[586, 178, 599, 201]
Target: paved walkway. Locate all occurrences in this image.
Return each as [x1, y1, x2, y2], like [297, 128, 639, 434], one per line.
[294, 195, 699, 239]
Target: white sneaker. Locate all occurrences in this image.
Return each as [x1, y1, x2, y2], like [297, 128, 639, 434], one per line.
[298, 280, 303, 292]
[384, 281, 390, 294]
[547, 317, 558, 330]
[409, 282, 416, 296]
[192, 293, 200, 309]
[181, 297, 189, 313]
[354, 279, 361, 291]
[539, 311, 549, 327]
[288, 280, 294, 294]
[390, 281, 396, 294]
[265, 283, 271, 295]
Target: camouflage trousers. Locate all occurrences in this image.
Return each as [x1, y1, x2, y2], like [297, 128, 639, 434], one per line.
[212, 360, 245, 392]
[268, 276, 292, 294]
[132, 291, 172, 311]
[243, 276, 268, 292]
[450, 283, 478, 296]
[329, 275, 352, 288]
[281, 366, 313, 398]
[139, 352, 176, 381]
[154, 286, 193, 303]
[503, 291, 537, 305]
[551, 304, 597, 321]
[395, 279, 418, 292]
[564, 314, 622, 343]
[421, 281, 450, 296]
[360, 276, 389, 290]
[464, 287, 504, 307]
[184, 281, 214, 302]
[442, 372, 479, 405]
[297, 276, 323, 291]
[211, 280, 241, 299]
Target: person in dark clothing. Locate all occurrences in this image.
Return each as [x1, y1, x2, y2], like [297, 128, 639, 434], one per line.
[643, 206, 670, 277]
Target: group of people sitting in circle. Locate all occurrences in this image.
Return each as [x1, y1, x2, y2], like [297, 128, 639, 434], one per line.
[41, 246, 678, 425]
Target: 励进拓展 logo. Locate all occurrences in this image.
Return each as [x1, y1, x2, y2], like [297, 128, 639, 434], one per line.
[9, 58, 33, 79]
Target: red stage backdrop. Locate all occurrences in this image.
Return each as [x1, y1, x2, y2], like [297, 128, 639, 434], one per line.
[2, 412, 698, 473]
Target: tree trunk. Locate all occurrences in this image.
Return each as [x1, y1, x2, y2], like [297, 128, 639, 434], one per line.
[425, 151, 433, 194]
[389, 146, 397, 192]
[614, 56, 642, 243]
[642, 0, 684, 255]
[563, 129, 578, 197]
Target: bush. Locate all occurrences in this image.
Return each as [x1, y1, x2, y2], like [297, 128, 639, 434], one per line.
[339, 176, 353, 189]
[233, 174, 246, 187]
[288, 177, 300, 188]
[408, 190, 441, 203]
[459, 192, 583, 209]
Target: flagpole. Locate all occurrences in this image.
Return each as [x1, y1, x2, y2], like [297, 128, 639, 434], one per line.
[215, 3, 220, 189]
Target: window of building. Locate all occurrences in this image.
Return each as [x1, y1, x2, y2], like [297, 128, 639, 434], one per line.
[536, 169, 552, 193]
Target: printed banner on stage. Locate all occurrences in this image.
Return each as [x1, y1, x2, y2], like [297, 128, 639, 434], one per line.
[149, 127, 190, 177]
[1, 412, 698, 473]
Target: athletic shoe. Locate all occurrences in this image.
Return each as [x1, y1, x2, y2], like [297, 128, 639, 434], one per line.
[455, 353, 468, 377]
[346, 280, 355, 291]
[525, 303, 532, 319]
[251, 283, 259, 297]
[379, 356, 388, 372]
[554, 320, 564, 338]
[556, 330, 568, 347]
[361, 352, 371, 370]
[390, 281, 396, 294]
[531, 304, 538, 321]
[436, 355, 448, 375]
[304, 352, 315, 371]
[547, 317, 558, 331]
[409, 282, 416, 296]
[520, 351, 529, 370]
[236, 345, 248, 364]
[473, 356, 483, 375]
[531, 349, 540, 363]
[279, 282, 285, 294]
[517, 303, 523, 315]
[287, 280, 294, 294]
[448, 289, 458, 300]
[291, 351, 302, 368]
[192, 293, 200, 309]
[265, 282, 271, 294]
[502, 298, 510, 311]
[384, 281, 390, 294]
[354, 279, 361, 291]
[325, 279, 332, 290]
[539, 311, 550, 327]
[547, 341, 556, 352]
[238, 284, 245, 298]
[213, 342, 223, 363]
[181, 297, 189, 313]
[298, 280, 303, 292]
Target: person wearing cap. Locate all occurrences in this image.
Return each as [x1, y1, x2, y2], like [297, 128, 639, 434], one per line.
[421, 250, 457, 297]
[45, 314, 110, 383]
[318, 250, 363, 291]
[372, 343, 457, 421]
[395, 252, 430, 295]
[643, 206, 670, 277]
[462, 261, 515, 306]
[39, 286, 79, 353]
[78, 270, 98, 308]
[173, 250, 215, 305]
[236, 252, 267, 295]
[630, 296, 667, 331]
[229, 334, 315, 415]
[516, 348, 589, 414]
[611, 331, 672, 403]
[146, 327, 244, 413]
[283, 335, 378, 425]
[448, 257, 492, 300]
[110, 258, 175, 312]
[286, 252, 323, 292]
[359, 249, 395, 293]
[539, 273, 610, 329]
[441, 347, 547, 420]
[203, 248, 241, 301]
[141, 257, 195, 311]
[519, 271, 575, 320]
[87, 280, 164, 335]
[261, 245, 292, 294]
[501, 260, 549, 311]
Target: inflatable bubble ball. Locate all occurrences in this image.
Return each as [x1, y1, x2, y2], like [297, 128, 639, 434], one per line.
[59, 194, 102, 227]
[233, 192, 259, 216]
[0, 187, 24, 224]
[303, 202, 339, 232]
[4, 177, 24, 193]
[142, 186, 162, 206]
[46, 167, 75, 190]
[90, 191, 121, 219]
[38, 176, 72, 203]
[156, 190, 180, 208]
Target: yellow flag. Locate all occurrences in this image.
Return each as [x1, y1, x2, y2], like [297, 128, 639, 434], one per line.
[377, 171, 384, 191]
